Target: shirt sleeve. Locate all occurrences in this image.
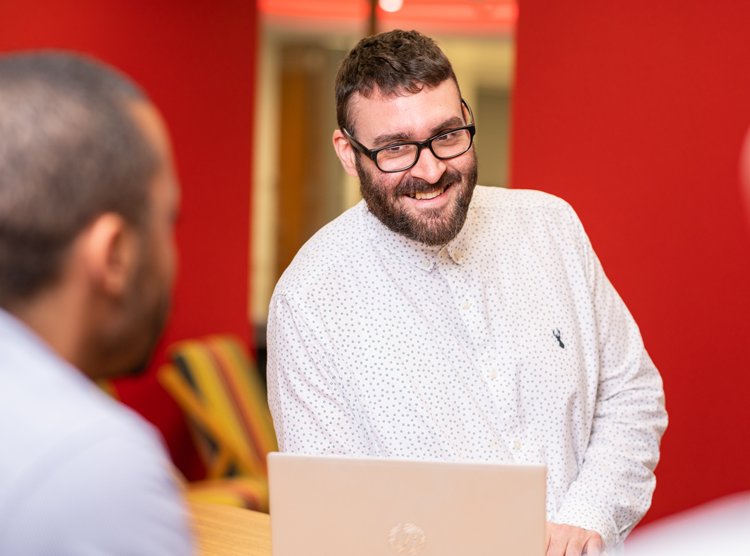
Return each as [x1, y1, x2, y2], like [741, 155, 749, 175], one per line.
[552, 205, 668, 549]
[267, 293, 376, 455]
[2, 431, 195, 556]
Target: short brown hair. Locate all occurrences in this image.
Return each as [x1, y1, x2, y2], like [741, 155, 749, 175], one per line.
[0, 52, 158, 306]
[335, 29, 458, 134]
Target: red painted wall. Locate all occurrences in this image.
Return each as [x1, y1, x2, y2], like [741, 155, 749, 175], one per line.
[0, 0, 257, 480]
[512, 1, 750, 523]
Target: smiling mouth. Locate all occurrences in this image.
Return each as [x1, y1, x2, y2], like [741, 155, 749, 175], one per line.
[407, 185, 448, 200]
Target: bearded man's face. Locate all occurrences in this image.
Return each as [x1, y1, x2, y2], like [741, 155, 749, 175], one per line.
[339, 79, 479, 246]
[356, 149, 477, 246]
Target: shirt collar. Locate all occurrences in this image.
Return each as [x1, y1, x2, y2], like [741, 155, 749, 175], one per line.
[0, 307, 90, 386]
[0, 307, 51, 352]
[362, 201, 473, 270]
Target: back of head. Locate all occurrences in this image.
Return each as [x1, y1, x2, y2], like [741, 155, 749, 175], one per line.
[335, 29, 458, 134]
[0, 52, 158, 308]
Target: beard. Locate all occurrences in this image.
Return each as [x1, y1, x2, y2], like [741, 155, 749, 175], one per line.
[115, 277, 171, 377]
[88, 236, 172, 379]
[357, 150, 478, 246]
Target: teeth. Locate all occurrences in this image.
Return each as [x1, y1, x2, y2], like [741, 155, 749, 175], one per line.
[413, 188, 445, 200]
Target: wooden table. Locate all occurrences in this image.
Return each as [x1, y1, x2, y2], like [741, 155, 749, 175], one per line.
[190, 501, 272, 556]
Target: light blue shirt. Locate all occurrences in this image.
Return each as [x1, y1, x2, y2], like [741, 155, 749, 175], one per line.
[0, 308, 194, 555]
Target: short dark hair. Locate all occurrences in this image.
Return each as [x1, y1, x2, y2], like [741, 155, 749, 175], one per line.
[0, 51, 158, 306]
[335, 29, 459, 134]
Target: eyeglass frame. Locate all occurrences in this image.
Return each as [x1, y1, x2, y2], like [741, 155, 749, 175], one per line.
[342, 98, 476, 173]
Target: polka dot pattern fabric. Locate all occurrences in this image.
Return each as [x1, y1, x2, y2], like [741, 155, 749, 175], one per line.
[267, 186, 667, 550]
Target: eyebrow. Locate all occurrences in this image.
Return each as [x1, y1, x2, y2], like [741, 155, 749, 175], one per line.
[371, 115, 466, 148]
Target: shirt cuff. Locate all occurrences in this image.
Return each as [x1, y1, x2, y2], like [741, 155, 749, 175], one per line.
[553, 500, 618, 550]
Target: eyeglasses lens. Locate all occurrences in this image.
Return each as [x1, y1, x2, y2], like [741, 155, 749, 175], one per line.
[376, 129, 472, 172]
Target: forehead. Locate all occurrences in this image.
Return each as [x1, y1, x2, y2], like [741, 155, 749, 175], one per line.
[348, 79, 463, 142]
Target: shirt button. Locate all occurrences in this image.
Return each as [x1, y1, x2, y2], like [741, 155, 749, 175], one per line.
[462, 301, 470, 309]
[513, 440, 521, 450]
[422, 260, 430, 268]
[454, 251, 463, 261]
[489, 369, 498, 379]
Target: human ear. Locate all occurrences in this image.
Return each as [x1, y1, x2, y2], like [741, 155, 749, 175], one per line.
[80, 213, 139, 297]
[332, 129, 359, 178]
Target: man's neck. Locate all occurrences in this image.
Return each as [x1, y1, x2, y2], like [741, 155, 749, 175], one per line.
[7, 284, 91, 377]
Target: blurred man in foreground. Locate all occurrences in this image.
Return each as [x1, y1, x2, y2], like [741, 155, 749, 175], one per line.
[0, 52, 194, 554]
[267, 30, 667, 556]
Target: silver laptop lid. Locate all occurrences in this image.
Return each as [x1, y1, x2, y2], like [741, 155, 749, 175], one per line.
[269, 452, 546, 556]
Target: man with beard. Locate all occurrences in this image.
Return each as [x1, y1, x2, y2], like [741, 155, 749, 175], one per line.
[0, 53, 193, 554]
[267, 30, 666, 556]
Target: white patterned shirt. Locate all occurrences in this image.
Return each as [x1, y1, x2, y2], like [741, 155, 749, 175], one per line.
[267, 186, 667, 550]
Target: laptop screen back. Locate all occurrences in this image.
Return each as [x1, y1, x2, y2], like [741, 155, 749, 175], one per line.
[268, 453, 546, 556]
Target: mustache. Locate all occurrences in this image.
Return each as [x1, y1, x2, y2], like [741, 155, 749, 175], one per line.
[394, 168, 463, 197]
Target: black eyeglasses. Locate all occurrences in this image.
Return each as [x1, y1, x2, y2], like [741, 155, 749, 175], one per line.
[343, 99, 476, 173]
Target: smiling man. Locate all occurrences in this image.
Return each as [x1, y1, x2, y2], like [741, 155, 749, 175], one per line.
[267, 30, 667, 556]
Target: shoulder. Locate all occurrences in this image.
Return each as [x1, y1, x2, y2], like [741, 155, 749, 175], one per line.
[0, 354, 174, 505]
[273, 201, 370, 300]
[470, 186, 584, 233]
[0, 326, 170, 500]
[466, 187, 592, 268]
[471, 185, 576, 215]
[0, 430, 193, 555]
[0, 333, 193, 554]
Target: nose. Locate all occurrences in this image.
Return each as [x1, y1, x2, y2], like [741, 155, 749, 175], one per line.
[408, 146, 447, 184]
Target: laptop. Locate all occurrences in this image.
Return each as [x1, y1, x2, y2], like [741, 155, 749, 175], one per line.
[268, 452, 546, 556]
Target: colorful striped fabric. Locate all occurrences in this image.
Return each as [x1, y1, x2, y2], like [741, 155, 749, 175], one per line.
[157, 335, 277, 511]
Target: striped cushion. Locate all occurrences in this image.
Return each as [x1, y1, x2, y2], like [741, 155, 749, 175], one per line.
[158, 335, 277, 511]
[174, 338, 275, 474]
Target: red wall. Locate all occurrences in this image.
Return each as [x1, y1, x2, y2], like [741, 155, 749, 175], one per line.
[0, 0, 257, 480]
[512, 1, 750, 523]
